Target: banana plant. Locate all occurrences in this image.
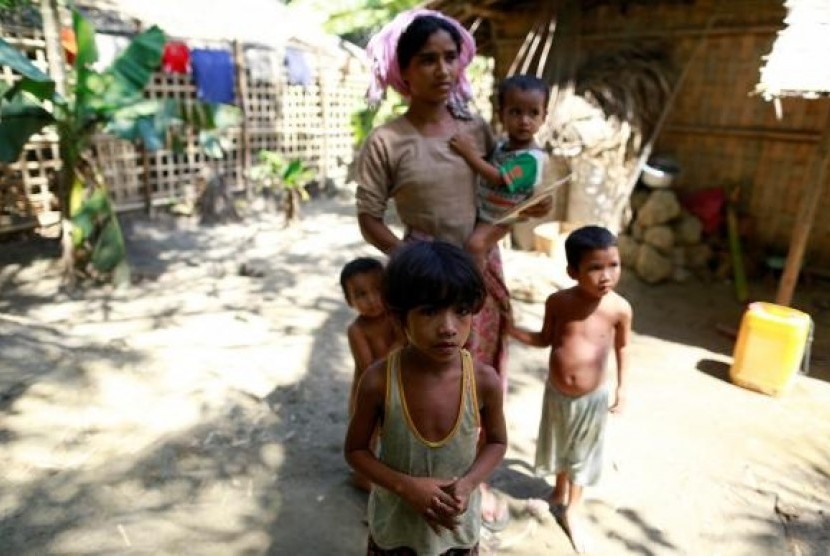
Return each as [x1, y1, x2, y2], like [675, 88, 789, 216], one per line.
[248, 150, 315, 225]
[0, 8, 240, 284]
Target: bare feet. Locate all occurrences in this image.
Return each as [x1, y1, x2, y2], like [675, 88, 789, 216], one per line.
[524, 498, 550, 522]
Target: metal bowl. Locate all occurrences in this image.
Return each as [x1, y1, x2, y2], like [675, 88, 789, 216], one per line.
[641, 156, 679, 188]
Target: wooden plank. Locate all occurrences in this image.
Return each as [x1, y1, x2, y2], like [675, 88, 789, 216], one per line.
[582, 24, 780, 41]
[662, 125, 821, 143]
[776, 108, 830, 306]
[141, 145, 152, 214]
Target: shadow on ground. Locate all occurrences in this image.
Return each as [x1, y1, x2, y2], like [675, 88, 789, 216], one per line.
[263, 302, 366, 555]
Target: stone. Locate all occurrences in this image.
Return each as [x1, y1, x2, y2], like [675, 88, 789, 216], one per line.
[674, 212, 703, 245]
[636, 244, 673, 283]
[617, 234, 640, 268]
[643, 225, 675, 253]
[686, 243, 714, 269]
[631, 219, 646, 241]
[637, 190, 681, 227]
[673, 266, 692, 282]
[630, 188, 651, 212]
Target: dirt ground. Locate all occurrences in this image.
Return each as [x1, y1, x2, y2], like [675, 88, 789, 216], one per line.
[1, 196, 828, 555]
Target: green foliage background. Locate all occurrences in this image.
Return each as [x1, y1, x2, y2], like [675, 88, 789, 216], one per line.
[285, 0, 420, 46]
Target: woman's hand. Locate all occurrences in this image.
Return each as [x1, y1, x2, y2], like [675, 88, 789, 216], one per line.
[449, 133, 479, 160]
[403, 476, 461, 532]
[519, 196, 553, 218]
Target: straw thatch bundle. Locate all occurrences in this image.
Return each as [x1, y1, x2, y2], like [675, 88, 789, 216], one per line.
[544, 43, 675, 231]
[756, 0, 830, 99]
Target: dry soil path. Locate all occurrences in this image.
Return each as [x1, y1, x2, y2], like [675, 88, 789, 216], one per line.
[1, 197, 828, 555]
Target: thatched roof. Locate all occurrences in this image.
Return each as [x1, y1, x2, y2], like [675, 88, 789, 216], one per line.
[423, 0, 700, 55]
[756, 0, 830, 99]
[424, 0, 697, 28]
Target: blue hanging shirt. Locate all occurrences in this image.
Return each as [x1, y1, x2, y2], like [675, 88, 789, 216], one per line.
[190, 49, 236, 104]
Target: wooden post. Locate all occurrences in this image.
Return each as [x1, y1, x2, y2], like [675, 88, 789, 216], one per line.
[775, 108, 830, 306]
[141, 146, 152, 215]
[41, 0, 69, 218]
[318, 53, 329, 187]
[232, 40, 252, 197]
[40, 0, 65, 97]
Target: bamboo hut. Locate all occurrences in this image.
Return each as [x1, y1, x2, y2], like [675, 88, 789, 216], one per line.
[426, 0, 830, 292]
[0, 0, 369, 229]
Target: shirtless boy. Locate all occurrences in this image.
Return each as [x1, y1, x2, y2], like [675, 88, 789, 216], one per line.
[508, 225, 632, 553]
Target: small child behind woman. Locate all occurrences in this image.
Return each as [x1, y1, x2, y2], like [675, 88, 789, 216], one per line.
[341, 257, 403, 490]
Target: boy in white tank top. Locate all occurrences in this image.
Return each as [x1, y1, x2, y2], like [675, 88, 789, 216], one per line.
[345, 240, 506, 555]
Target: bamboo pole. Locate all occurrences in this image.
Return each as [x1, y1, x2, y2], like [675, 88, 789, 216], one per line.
[775, 108, 830, 306]
[232, 40, 252, 196]
[40, 0, 65, 97]
[40, 0, 70, 221]
[610, 16, 717, 226]
[318, 55, 329, 187]
[507, 21, 538, 77]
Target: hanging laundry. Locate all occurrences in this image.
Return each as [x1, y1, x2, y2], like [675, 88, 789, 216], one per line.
[190, 48, 236, 104]
[245, 47, 276, 84]
[60, 27, 77, 65]
[284, 47, 313, 87]
[162, 41, 190, 74]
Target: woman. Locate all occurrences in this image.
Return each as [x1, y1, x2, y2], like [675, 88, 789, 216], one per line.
[354, 8, 550, 530]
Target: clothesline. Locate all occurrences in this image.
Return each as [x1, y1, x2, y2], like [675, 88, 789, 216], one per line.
[89, 30, 317, 101]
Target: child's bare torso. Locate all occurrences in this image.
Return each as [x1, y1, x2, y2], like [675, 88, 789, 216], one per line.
[547, 289, 626, 396]
[356, 314, 400, 364]
[400, 361, 464, 442]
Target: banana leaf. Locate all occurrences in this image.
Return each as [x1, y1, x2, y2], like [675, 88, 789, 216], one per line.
[0, 36, 55, 102]
[76, 13, 164, 119]
[199, 130, 228, 159]
[0, 96, 55, 162]
[70, 185, 109, 246]
[72, 8, 98, 124]
[91, 215, 126, 273]
[105, 99, 240, 155]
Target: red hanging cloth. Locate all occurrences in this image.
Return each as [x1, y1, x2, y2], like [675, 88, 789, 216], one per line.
[162, 41, 190, 74]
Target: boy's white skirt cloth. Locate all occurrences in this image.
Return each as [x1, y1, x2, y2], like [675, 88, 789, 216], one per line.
[534, 381, 609, 486]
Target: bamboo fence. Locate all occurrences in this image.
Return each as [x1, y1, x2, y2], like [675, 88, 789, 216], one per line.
[0, 4, 369, 230]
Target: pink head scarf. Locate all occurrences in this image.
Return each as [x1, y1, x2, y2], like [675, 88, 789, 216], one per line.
[365, 9, 476, 108]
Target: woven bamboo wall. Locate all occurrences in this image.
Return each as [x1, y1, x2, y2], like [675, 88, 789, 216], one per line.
[0, 20, 61, 231]
[96, 41, 368, 211]
[489, 0, 830, 266]
[0, 11, 369, 227]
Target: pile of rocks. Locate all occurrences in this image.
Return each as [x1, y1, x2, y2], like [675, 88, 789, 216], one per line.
[618, 188, 713, 283]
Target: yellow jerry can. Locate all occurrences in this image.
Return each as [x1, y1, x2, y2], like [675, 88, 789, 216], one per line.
[729, 302, 812, 396]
